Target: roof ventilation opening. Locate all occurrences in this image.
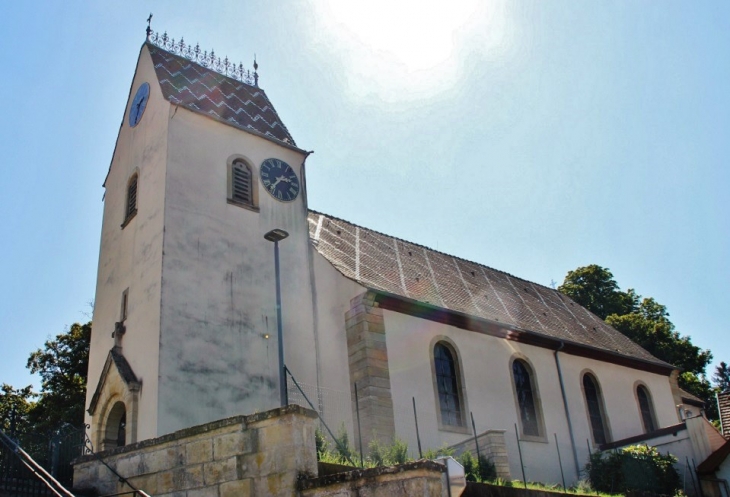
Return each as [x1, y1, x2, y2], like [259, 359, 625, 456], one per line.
[336, 230, 341, 235]
[408, 251, 412, 256]
[471, 271, 475, 276]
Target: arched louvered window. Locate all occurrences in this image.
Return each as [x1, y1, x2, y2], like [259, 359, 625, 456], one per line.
[513, 359, 541, 437]
[434, 342, 464, 427]
[231, 159, 253, 206]
[637, 385, 657, 433]
[583, 373, 610, 445]
[124, 173, 138, 226]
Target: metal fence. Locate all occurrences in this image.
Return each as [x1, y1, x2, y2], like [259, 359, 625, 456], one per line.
[0, 424, 85, 497]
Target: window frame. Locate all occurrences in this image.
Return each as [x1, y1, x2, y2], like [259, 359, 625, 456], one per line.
[510, 356, 547, 442]
[635, 383, 658, 433]
[429, 337, 469, 434]
[581, 371, 611, 446]
[227, 156, 259, 212]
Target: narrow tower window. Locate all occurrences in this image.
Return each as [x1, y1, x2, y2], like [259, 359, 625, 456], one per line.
[231, 160, 253, 206]
[123, 173, 138, 226]
[120, 289, 129, 321]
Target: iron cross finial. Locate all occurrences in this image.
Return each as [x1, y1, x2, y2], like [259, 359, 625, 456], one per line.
[146, 13, 153, 40]
[253, 54, 259, 87]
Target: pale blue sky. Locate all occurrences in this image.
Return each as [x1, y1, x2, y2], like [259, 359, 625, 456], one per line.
[0, 1, 728, 391]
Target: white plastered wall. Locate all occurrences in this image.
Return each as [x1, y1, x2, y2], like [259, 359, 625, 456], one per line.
[381, 309, 678, 486]
[86, 45, 169, 443]
[308, 249, 369, 436]
[157, 105, 316, 435]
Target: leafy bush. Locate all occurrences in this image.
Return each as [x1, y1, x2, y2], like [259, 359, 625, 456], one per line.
[333, 424, 356, 462]
[458, 451, 497, 482]
[315, 425, 358, 465]
[422, 444, 456, 459]
[368, 436, 410, 466]
[586, 444, 680, 495]
[315, 428, 328, 457]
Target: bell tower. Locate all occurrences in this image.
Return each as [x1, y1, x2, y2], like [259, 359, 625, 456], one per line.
[85, 29, 318, 447]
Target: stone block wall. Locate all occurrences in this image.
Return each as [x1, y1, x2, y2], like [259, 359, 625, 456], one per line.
[73, 405, 318, 497]
[346, 291, 396, 449]
[299, 460, 447, 497]
[449, 430, 511, 480]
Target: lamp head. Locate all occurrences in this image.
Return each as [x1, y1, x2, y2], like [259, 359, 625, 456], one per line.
[264, 229, 289, 242]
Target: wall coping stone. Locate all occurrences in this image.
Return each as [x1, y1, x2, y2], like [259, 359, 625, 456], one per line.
[297, 460, 446, 490]
[74, 404, 317, 464]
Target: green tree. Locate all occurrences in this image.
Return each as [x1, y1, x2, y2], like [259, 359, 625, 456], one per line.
[605, 298, 712, 377]
[559, 265, 714, 416]
[26, 322, 91, 432]
[713, 362, 730, 393]
[0, 384, 35, 435]
[557, 265, 637, 320]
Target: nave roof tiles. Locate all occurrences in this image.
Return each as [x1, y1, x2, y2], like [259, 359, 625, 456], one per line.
[308, 210, 671, 369]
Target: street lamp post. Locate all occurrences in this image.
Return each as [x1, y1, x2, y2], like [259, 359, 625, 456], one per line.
[264, 228, 289, 407]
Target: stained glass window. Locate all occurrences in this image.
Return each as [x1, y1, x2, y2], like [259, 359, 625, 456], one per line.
[583, 374, 608, 445]
[434, 343, 463, 427]
[513, 360, 540, 437]
[637, 385, 657, 433]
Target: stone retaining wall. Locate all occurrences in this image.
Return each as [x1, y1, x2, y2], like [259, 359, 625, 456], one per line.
[299, 460, 447, 497]
[73, 405, 318, 497]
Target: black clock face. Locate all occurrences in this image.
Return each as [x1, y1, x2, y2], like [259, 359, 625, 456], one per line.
[260, 158, 300, 202]
[129, 83, 150, 127]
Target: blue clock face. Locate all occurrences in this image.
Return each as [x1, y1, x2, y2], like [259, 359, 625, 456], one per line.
[260, 158, 300, 202]
[129, 83, 150, 127]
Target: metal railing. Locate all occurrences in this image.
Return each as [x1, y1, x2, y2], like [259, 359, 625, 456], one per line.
[0, 428, 78, 497]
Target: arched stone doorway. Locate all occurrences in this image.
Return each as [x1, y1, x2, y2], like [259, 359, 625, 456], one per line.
[103, 401, 127, 450]
[87, 348, 140, 451]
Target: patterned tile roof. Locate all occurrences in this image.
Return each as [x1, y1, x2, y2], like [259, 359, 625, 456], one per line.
[147, 44, 296, 146]
[308, 211, 671, 369]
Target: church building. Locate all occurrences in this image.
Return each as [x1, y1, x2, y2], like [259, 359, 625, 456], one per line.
[85, 31, 693, 486]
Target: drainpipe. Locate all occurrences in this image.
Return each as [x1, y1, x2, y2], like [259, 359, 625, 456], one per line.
[554, 341, 580, 479]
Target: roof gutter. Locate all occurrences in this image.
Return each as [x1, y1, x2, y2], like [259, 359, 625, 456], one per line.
[554, 341, 580, 479]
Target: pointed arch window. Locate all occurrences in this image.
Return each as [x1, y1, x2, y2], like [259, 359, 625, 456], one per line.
[122, 173, 138, 227]
[434, 342, 465, 427]
[583, 373, 610, 445]
[637, 385, 657, 433]
[512, 359, 542, 437]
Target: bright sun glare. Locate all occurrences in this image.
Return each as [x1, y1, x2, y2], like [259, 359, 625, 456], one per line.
[314, 0, 508, 99]
[323, 0, 478, 72]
